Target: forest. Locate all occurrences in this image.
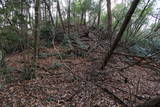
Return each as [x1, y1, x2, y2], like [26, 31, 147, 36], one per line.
[0, 0, 160, 106]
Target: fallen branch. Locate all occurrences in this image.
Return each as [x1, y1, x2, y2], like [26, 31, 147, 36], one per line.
[94, 83, 128, 107]
[52, 43, 128, 106]
[111, 86, 148, 101]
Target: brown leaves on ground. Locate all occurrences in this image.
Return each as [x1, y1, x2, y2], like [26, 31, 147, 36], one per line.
[1, 41, 160, 107]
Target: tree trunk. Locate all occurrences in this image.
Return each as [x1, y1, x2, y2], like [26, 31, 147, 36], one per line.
[84, 12, 86, 25]
[57, 0, 65, 31]
[81, 12, 84, 24]
[0, 49, 5, 68]
[101, 0, 140, 70]
[43, 0, 55, 28]
[34, 0, 40, 64]
[154, 23, 160, 32]
[97, 0, 102, 26]
[67, 0, 71, 34]
[0, 35, 5, 68]
[106, 0, 112, 42]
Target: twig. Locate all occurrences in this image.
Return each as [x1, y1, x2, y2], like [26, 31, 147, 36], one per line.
[135, 77, 141, 104]
[95, 83, 128, 107]
[111, 86, 147, 101]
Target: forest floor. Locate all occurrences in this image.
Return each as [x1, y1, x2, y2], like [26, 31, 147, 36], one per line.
[0, 27, 160, 107]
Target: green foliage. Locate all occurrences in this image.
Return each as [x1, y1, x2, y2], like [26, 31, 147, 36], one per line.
[40, 22, 53, 40]
[71, 0, 82, 14]
[112, 3, 127, 18]
[11, 11, 26, 25]
[0, 67, 12, 75]
[81, 0, 92, 11]
[60, 34, 71, 47]
[112, 3, 128, 32]
[128, 36, 160, 57]
[40, 21, 54, 47]
[74, 39, 88, 49]
[2, 0, 29, 26]
[129, 44, 150, 57]
[70, 0, 98, 24]
[0, 26, 25, 53]
[54, 53, 74, 59]
[71, 0, 92, 13]
[60, 34, 77, 48]
[100, 13, 107, 25]
[0, 66, 15, 83]
[40, 27, 53, 47]
[0, 0, 30, 53]
[38, 53, 49, 59]
[118, 0, 157, 49]
[0, 16, 3, 23]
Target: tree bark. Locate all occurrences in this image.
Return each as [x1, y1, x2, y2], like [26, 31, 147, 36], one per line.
[67, 0, 71, 34]
[0, 49, 5, 68]
[97, 0, 102, 26]
[43, 0, 55, 28]
[56, 0, 65, 31]
[101, 0, 140, 70]
[34, 0, 40, 64]
[0, 33, 5, 68]
[81, 12, 84, 24]
[106, 0, 112, 42]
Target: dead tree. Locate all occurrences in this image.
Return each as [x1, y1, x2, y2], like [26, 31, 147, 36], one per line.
[101, 0, 140, 70]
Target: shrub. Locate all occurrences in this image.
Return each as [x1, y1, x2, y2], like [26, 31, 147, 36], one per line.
[0, 66, 15, 83]
[40, 21, 55, 47]
[0, 26, 26, 53]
